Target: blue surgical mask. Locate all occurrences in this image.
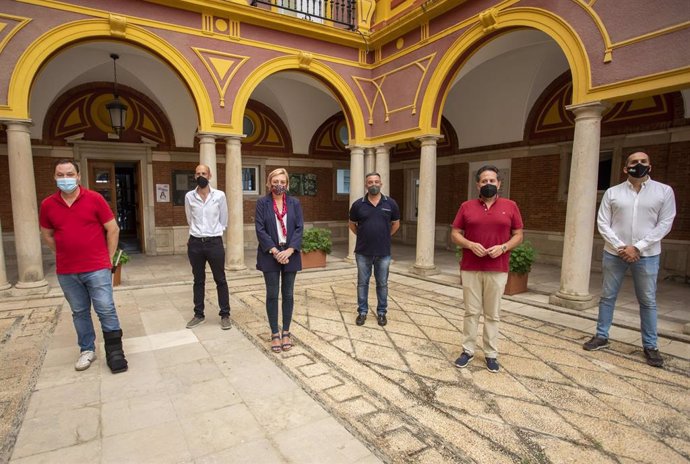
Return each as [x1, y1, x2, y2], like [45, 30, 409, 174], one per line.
[56, 178, 78, 193]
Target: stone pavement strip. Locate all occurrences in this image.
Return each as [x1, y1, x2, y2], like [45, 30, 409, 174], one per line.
[3, 268, 690, 463]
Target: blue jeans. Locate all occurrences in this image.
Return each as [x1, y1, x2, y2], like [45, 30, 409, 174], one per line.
[596, 251, 660, 349]
[57, 268, 122, 352]
[355, 254, 391, 315]
[263, 271, 297, 334]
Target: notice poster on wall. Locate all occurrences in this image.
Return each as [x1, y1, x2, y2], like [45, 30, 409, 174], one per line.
[156, 184, 170, 202]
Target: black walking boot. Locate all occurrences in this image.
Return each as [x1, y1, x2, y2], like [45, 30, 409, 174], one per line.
[103, 329, 128, 374]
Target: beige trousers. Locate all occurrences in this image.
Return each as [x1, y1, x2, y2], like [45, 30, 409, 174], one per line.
[461, 271, 508, 359]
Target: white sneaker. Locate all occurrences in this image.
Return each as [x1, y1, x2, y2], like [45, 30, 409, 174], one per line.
[75, 350, 96, 371]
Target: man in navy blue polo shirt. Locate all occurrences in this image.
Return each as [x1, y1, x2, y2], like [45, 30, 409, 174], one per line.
[349, 172, 401, 327]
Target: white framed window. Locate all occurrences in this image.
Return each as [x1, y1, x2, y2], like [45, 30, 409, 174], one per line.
[242, 166, 259, 194]
[336, 169, 350, 195]
[277, 0, 324, 24]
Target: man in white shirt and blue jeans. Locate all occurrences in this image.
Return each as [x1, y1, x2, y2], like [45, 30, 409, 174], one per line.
[583, 152, 676, 367]
[185, 164, 232, 330]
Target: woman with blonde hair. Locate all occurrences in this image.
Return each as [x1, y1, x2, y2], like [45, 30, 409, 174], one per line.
[255, 168, 304, 352]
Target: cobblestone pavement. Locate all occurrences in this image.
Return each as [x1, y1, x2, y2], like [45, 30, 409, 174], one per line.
[4, 266, 690, 463]
[0, 297, 62, 463]
[232, 269, 690, 463]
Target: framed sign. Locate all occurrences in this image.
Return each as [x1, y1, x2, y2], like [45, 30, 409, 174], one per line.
[156, 184, 170, 202]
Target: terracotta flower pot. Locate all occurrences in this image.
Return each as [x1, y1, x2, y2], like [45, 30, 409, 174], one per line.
[112, 265, 122, 286]
[504, 271, 528, 295]
[301, 250, 327, 269]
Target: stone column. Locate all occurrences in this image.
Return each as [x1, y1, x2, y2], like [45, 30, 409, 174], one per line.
[0, 218, 11, 291]
[347, 146, 365, 262]
[5, 121, 48, 291]
[375, 144, 390, 195]
[550, 102, 608, 309]
[364, 147, 375, 178]
[198, 133, 218, 188]
[412, 136, 441, 276]
[224, 136, 247, 271]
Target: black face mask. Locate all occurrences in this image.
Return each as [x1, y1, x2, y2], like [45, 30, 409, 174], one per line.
[367, 185, 381, 195]
[480, 184, 498, 198]
[627, 163, 650, 178]
[196, 176, 209, 188]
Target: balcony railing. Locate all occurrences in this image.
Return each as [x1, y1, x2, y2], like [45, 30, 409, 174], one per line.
[251, 0, 357, 30]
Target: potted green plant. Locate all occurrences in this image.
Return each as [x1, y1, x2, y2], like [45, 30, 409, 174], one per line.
[504, 241, 537, 295]
[301, 227, 332, 269]
[111, 249, 130, 286]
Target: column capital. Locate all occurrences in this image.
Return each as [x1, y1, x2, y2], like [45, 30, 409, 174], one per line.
[2, 119, 33, 131]
[565, 101, 610, 118]
[347, 145, 365, 156]
[375, 143, 393, 152]
[224, 135, 245, 148]
[196, 131, 235, 139]
[416, 134, 443, 146]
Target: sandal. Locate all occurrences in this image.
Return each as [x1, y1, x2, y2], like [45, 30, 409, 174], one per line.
[281, 331, 292, 352]
[270, 334, 282, 353]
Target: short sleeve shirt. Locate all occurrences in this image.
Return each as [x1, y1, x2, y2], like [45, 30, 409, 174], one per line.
[39, 188, 115, 274]
[452, 197, 523, 272]
[349, 195, 400, 256]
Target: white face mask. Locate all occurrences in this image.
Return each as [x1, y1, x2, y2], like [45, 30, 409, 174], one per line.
[56, 178, 78, 193]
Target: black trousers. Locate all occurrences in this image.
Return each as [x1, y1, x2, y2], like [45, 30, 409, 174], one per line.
[187, 236, 230, 317]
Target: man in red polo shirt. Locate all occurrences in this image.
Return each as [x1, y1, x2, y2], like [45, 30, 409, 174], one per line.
[39, 159, 128, 373]
[451, 165, 523, 373]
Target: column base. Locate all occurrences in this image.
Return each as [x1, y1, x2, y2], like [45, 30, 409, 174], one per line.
[683, 323, 690, 336]
[344, 255, 355, 264]
[13, 279, 49, 296]
[410, 264, 440, 277]
[225, 264, 248, 272]
[549, 291, 596, 310]
[0, 282, 11, 291]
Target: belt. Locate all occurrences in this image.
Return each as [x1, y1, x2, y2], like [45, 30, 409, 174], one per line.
[190, 236, 221, 242]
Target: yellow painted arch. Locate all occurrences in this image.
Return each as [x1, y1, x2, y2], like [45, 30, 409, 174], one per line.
[420, 7, 591, 132]
[233, 56, 367, 145]
[1, 19, 212, 129]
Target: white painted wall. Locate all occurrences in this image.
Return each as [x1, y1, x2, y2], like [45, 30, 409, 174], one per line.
[443, 30, 568, 149]
[252, 72, 341, 154]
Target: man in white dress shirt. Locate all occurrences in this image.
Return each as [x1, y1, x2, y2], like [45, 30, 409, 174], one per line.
[184, 164, 231, 330]
[583, 152, 676, 367]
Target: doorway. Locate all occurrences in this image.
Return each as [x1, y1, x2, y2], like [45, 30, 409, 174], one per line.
[89, 160, 142, 252]
[115, 163, 141, 252]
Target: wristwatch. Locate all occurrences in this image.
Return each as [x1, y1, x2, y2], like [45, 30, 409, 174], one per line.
[501, 245, 507, 253]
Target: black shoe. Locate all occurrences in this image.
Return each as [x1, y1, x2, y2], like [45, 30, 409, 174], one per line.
[377, 314, 387, 326]
[583, 336, 609, 351]
[643, 348, 664, 368]
[356, 313, 366, 326]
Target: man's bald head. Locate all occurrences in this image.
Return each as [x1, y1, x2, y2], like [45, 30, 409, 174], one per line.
[195, 165, 212, 178]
